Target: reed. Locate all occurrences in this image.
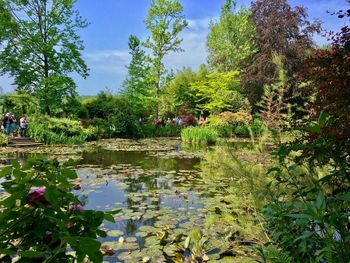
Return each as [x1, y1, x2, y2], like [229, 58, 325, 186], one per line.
[181, 126, 219, 145]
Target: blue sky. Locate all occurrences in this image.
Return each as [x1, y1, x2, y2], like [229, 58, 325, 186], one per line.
[0, 0, 347, 95]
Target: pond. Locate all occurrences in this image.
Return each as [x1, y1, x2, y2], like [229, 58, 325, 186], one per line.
[0, 138, 256, 262]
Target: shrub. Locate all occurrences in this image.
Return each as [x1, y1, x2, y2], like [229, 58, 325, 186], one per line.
[27, 116, 93, 145]
[0, 133, 8, 146]
[0, 158, 118, 262]
[135, 124, 181, 138]
[207, 111, 252, 126]
[263, 113, 350, 262]
[181, 126, 219, 144]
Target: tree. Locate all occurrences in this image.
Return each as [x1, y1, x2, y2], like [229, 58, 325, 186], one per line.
[144, 0, 188, 117]
[0, 0, 89, 115]
[207, 0, 257, 72]
[122, 35, 153, 117]
[242, 0, 320, 105]
[161, 65, 208, 115]
[190, 70, 247, 114]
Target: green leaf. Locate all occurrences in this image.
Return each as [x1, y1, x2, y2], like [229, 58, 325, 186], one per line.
[184, 236, 191, 249]
[0, 248, 16, 255]
[20, 251, 45, 258]
[336, 193, 350, 201]
[104, 213, 115, 223]
[0, 166, 13, 178]
[61, 168, 77, 179]
[287, 214, 313, 220]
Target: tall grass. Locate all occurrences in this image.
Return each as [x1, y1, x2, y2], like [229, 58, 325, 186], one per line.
[181, 126, 219, 145]
[28, 124, 87, 145]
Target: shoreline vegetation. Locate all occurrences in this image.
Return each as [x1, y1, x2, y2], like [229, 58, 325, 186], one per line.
[0, 0, 348, 262]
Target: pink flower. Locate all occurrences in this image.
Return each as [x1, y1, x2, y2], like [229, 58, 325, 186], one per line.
[70, 204, 84, 212]
[28, 187, 47, 205]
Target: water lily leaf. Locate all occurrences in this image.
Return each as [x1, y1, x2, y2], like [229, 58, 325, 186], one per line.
[107, 230, 123, 237]
[136, 231, 149, 238]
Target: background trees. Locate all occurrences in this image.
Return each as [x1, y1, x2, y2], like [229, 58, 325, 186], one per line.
[0, 0, 89, 115]
[122, 35, 153, 117]
[242, 0, 320, 105]
[144, 0, 188, 117]
[207, 0, 257, 72]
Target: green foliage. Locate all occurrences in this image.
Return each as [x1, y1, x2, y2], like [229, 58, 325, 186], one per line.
[207, 111, 252, 126]
[258, 54, 295, 142]
[181, 126, 219, 145]
[28, 116, 95, 144]
[122, 35, 154, 117]
[161, 66, 206, 115]
[2, 92, 39, 117]
[200, 147, 268, 256]
[0, 0, 89, 114]
[135, 124, 181, 138]
[0, 158, 118, 262]
[207, 0, 257, 72]
[190, 71, 245, 114]
[84, 92, 136, 138]
[263, 113, 350, 262]
[0, 132, 8, 146]
[144, 0, 188, 116]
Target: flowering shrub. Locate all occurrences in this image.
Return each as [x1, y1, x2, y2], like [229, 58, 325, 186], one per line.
[0, 158, 118, 262]
[207, 111, 252, 126]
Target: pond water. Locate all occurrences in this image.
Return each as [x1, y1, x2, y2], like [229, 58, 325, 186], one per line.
[2, 139, 229, 262]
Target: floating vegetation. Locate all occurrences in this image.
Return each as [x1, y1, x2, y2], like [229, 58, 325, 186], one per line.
[3, 138, 266, 262]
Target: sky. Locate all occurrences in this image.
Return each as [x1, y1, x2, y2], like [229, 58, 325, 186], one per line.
[0, 0, 347, 95]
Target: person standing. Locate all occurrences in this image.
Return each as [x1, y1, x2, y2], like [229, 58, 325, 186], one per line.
[20, 116, 28, 137]
[3, 113, 11, 135]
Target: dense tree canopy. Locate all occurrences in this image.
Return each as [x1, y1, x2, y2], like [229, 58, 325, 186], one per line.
[0, 0, 88, 114]
[242, 0, 320, 105]
[207, 0, 257, 72]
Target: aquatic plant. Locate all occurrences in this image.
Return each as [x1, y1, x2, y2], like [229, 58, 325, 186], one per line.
[181, 126, 219, 144]
[0, 158, 119, 262]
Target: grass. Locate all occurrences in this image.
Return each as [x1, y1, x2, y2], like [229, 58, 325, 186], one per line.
[181, 126, 219, 145]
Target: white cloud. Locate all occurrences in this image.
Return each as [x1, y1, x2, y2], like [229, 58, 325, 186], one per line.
[84, 49, 130, 75]
[164, 17, 211, 72]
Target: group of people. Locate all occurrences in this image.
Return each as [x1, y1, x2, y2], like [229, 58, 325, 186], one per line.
[1, 113, 29, 137]
[151, 116, 182, 127]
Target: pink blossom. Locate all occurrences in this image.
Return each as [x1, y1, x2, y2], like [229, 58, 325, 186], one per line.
[28, 187, 47, 205]
[70, 204, 84, 212]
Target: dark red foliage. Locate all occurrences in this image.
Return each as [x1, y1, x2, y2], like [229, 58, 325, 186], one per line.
[178, 102, 198, 127]
[242, 0, 321, 105]
[304, 13, 350, 144]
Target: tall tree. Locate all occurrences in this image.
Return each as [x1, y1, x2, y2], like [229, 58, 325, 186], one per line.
[190, 70, 245, 114]
[207, 0, 257, 72]
[0, 0, 89, 115]
[144, 0, 188, 117]
[242, 0, 320, 105]
[122, 35, 153, 116]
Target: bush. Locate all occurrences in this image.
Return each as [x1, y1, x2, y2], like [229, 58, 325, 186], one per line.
[28, 116, 94, 144]
[207, 111, 252, 126]
[0, 158, 118, 262]
[181, 126, 219, 144]
[0, 133, 8, 146]
[135, 124, 181, 138]
[263, 113, 350, 262]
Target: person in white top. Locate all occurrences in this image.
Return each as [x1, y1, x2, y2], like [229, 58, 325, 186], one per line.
[19, 116, 28, 137]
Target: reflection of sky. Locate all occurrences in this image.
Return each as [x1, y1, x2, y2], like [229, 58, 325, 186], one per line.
[0, 0, 347, 95]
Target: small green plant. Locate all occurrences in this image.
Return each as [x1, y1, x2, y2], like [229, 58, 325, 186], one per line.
[263, 113, 350, 262]
[0, 133, 8, 146]
[181, 126, 219, 144]
[0, 158, 118, 262]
